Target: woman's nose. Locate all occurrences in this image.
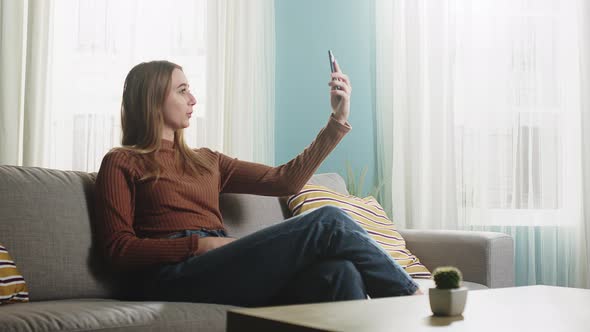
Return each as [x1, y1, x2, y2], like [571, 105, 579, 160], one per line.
[189, 92, 197, 106]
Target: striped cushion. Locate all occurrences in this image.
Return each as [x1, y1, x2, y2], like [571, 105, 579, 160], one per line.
[288, 184, 431, 279]
[0, 243, 29, 304]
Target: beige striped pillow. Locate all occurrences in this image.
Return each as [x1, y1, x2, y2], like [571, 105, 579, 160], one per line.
[288, 184, 431, 279]
[0, 243, 29, 304]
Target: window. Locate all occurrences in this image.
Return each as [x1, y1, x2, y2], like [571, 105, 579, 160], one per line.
[453, 0, 580, 226]
[48, 0, 207, 172]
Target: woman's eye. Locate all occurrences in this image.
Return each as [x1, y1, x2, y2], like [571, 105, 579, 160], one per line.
[180, 88, 187, 94]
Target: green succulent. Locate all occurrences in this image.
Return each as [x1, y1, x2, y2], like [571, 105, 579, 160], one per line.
[433, 266, 463, 289]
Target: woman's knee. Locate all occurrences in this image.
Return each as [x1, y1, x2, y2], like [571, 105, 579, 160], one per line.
[308, 205, 345, 217]
[307, 206, 357, 226]
[296, 205, 366, 238]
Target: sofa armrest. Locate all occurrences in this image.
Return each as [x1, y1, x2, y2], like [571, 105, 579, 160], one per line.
[398, 229, 514, 288]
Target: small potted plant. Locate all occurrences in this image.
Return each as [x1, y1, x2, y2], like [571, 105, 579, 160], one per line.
[429, 266, 468, 316]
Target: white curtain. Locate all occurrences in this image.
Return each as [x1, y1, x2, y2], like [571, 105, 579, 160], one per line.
[206, 0, 275, 164]
[581, 0, 590, 288]
[376, 0, 590, 288]
[0, 0, 275, 171]
[375, 0, 460, 230]
[579, 1, 590, 288]
[0, 0, 52, 167]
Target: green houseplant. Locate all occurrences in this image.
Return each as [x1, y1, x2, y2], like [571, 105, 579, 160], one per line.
[342, 161, 385, 200]
[429, 266, 468, 316]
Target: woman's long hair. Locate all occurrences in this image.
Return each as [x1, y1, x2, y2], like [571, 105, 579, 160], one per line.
[116, 60, 212, 182]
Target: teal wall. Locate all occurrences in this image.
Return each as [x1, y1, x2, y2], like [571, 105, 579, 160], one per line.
[275, 0, 377, 194]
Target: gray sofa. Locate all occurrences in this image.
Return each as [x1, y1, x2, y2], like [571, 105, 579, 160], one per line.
[0, 165, 514, 331]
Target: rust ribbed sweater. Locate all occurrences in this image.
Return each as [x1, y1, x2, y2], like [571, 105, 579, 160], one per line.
[94, 116, 350, 271]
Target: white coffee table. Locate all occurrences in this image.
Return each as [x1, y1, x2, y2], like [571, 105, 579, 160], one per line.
[227, 285, 590, 331]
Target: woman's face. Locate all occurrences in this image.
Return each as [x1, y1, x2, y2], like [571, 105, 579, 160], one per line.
[161, 68, 196, 139]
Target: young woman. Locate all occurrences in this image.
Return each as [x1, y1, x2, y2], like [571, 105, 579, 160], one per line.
[94, 60, 420, 307]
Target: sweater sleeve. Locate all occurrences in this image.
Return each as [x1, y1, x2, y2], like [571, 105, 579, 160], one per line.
[218, 115, 351, 196]
[94, 150, 199, 271]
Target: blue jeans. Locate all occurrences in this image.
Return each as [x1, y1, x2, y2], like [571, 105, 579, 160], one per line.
[142, 206, 418, 307]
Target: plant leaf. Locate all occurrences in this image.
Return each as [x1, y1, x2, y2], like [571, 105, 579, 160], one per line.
[357, 166, 367, 197]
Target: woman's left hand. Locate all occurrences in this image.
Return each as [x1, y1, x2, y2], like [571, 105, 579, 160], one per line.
[328, 60, 351, 125]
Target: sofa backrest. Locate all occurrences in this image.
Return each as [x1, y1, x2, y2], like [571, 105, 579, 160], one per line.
[0, 165, 347, 301]
[221, 173, 349, 238]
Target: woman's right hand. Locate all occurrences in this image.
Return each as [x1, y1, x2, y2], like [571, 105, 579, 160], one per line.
[329, 60, 351, 125]
[194, 237, 236, 255]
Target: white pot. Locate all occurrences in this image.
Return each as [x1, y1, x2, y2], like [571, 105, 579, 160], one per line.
[428, 286, 468, 316]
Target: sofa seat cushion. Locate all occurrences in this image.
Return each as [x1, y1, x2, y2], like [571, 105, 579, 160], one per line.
[0, 299, 233, 332]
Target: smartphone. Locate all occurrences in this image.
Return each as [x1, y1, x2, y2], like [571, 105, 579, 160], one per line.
[328, 50, 341, 89]
[328, 50, 336, 73]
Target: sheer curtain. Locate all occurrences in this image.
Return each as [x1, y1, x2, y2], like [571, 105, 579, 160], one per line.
[0, 0, 275, 171]
[0, 0, 52, 167]
[582, 0, 590, 290]
[206, 0, 275, 164]
[376, 0, 589, 288]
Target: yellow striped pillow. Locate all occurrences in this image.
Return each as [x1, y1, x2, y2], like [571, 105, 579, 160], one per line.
[288, 184, 431, 279]
[0, 243, 29, 304]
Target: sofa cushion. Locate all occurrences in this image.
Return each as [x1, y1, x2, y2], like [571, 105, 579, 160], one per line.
[288, 184, 431, 278]
[0, 243, 29, 304]
[0, 299, 232, 332]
